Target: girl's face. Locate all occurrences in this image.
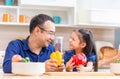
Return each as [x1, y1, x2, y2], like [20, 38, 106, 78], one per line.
[69, 32, 86, 50]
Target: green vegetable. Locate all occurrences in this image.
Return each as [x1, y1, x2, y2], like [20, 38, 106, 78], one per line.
[115, 59, 120, 63]
[21, 58, 27, 62]
[25, 57, 30, 62]
[20, 57, 30, 62]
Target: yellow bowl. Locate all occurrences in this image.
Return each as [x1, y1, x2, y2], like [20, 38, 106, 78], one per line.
[12, 62, 45, 75]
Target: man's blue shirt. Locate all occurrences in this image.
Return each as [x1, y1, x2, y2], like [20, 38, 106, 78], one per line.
[3, 37, 55, 73]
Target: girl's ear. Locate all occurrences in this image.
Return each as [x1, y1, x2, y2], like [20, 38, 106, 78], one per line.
[81, 42, 86, 48]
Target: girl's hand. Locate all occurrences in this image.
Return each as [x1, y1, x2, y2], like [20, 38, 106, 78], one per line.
[76, 62, 93, 72]
[66, 58, 75, 72]
[76, 65, 85, 72]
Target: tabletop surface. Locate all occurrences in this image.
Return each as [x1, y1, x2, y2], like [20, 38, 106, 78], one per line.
[1, 68, 120, 79]
[1, 72, 120, 79]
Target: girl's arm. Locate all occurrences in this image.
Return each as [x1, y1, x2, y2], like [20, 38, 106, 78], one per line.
[76, 61, 93, 72]
[66, 58, 75, 72]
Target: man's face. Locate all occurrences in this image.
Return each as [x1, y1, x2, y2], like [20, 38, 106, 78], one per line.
[39, 20, 55, 47]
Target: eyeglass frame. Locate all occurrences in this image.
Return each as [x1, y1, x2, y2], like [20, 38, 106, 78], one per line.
[37, 25, 55, 36]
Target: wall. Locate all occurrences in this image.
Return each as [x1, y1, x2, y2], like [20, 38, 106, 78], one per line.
[0, 25, 114, 52]
[77, 0, 120, 10]
[0, 25, 29, 51]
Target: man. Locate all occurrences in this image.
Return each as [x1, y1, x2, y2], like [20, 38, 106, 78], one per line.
[3, 14, 64, 73]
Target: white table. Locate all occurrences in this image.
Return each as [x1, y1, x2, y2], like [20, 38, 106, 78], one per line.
[0, 72, 120, 79]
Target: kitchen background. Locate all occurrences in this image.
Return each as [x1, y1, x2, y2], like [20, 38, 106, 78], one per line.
[0, 0, 119, 53]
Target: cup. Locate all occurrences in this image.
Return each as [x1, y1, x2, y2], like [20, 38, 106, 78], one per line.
[54, 36, 63, 53]
[53, 16, 61, 24]
[4, 0, 14, 6]
[19, 15, 28, 23]
[2, 13, 13, 22]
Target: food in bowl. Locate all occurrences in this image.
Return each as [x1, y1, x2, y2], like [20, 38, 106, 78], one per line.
[12, 54, 30, 62]
[12, 54, 45, 75]
[12, 62, 45, 75]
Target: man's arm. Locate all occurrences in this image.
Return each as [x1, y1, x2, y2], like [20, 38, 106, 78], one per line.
[3, 41, 19, 73]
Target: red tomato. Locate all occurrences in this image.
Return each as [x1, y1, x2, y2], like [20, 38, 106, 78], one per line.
[72, 53, 87, 66]
[12, 54, 22, 62]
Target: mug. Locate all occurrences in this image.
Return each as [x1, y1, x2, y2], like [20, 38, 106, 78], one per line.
[19, 15, 29, 23]
[4, 0, 14, 6]
[53, 16, 61, 24]
[2, 13, 13, 22]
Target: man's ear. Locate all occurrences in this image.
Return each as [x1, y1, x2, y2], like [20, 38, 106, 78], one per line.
[33, 27, 41, 35]
[35, 27, 40, 32]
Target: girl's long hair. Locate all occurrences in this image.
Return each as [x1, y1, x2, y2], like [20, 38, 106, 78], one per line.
[74, 29, 98, 72]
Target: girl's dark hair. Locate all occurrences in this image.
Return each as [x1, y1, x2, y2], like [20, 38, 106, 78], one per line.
[29, 14, 54, 33]
[74, 29, 98, 72]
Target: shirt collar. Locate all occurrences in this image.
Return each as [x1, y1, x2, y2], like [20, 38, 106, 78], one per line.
[22, 36, 50, 51]
[23, 36, 30, 51]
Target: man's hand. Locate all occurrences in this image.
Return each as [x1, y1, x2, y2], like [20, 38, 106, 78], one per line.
[56, 60, 65, 72]
[45, 59, 58, 72]
[45, 59, 65, 72]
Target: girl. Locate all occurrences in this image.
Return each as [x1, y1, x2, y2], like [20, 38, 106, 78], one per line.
[64, 29, 98, 72]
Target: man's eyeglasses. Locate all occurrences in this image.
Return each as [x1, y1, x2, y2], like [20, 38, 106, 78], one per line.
[38, 26, 55, 36]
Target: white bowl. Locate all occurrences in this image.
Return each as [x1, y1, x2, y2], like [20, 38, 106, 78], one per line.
[110, 63, 120, 74]
[12, 62, 45, 75]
